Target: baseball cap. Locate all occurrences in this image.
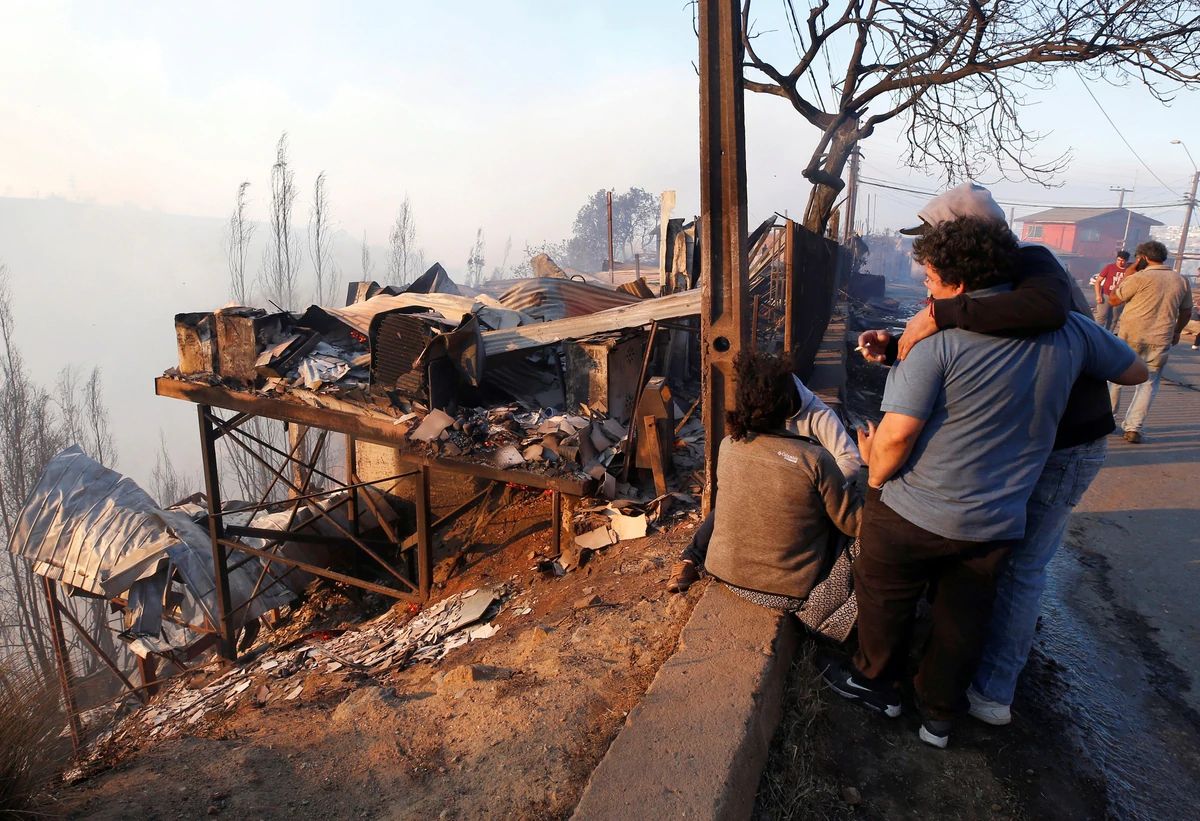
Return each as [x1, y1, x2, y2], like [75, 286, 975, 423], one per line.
[899, 182, 1008, 235]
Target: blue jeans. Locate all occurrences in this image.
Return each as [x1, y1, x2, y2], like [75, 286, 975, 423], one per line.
[1110, 366, 1164, 433]
[972, 437, 1108, 705]
[1093, 301, 1121, 332]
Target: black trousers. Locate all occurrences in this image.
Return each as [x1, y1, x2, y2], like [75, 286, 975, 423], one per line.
[852, 487, 1015, 721]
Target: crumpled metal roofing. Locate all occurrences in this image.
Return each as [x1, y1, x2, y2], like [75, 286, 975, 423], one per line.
[6, 446, 293, 639]
[496, 278, 641, 323]
[315, 292, 532, 337]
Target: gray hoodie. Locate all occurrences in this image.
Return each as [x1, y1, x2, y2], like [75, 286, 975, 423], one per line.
[786, 375, 863, 483]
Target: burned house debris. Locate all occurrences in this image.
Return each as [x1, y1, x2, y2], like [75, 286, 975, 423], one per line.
[7, 207, 846, 764]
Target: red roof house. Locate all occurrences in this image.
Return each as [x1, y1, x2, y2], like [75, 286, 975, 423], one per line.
[1017, 207, 1162, 281]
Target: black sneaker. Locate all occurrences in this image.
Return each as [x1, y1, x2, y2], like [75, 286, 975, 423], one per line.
[817, 654, 901, 718]
[918, 719, 952, 749]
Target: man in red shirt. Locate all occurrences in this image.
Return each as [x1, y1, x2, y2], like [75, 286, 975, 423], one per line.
[1093, 250, 1129, 330]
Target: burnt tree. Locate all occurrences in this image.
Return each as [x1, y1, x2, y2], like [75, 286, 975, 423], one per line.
[739, 1, 1200, 233]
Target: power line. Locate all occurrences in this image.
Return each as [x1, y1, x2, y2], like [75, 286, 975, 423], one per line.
[857, 176, 1185, 210]
[1072, 67, 1182, 197]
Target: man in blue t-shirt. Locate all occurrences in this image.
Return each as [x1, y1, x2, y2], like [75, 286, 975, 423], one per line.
[821, 216, 1146, 748]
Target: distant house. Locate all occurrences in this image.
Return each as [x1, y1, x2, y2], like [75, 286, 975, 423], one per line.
[1017, 207, 1162, 281]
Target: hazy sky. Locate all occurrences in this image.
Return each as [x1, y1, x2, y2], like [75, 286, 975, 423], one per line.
[4, 1, 1200, 488]
[7, 1, 1200, 254]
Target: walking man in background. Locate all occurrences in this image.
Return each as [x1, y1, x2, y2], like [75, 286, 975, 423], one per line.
[1107, 240, 1193, 443]
[1093, 250, 1129, 331]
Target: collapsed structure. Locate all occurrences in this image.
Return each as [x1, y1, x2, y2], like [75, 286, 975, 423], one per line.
[6, 212, 850, 755]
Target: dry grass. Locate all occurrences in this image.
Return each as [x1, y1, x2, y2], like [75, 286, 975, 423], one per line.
[753, 641, 851, 821]
[0, 664, 71, 817]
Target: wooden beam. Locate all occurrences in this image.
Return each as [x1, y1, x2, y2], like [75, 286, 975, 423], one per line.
[156, 378, 592, 495]
[480, 290, 700, 356]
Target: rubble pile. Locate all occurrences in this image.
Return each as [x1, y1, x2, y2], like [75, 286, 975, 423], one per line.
[79, 586, 509, 756]
[167, 260, 708, 491]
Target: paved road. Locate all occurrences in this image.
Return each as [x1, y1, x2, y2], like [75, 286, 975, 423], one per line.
[1074, 345, 1200, 711]
[1032, 341, 1200, 819]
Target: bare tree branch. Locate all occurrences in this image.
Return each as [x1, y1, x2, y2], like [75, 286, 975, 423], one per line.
[740, 0, 1200, 231]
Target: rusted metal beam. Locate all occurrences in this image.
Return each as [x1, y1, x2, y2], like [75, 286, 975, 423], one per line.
[198, 405, 237, 660]
[698, 0, 751, 515]
[222, 429, 416, 589]
[42, 578, 82, 754]
[346, 436, 359, 538]
[552, 490, 562, 557]
[56, 602, 146, 704]
[415, 465, 433, 600]
[218, 538, 418, 600]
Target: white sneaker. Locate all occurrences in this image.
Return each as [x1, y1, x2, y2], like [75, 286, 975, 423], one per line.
[967, 687, 1011, 726]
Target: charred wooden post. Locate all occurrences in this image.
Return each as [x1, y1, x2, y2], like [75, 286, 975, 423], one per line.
[698, 0, 750, 515]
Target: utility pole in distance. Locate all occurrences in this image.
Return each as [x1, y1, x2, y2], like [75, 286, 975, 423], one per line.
[1175, 170, 1199, 273]
[1111, 186, 1134, 251]
[607, 190, 615, 282]
[1171, 139, 1199, 273]
[843, 147, 861, 245]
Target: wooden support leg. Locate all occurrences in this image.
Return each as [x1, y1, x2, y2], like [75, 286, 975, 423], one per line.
[415, 465, 433, 600]
[198, 405, 237, 660]
[43, 578, 82, 755]
[642, 415, 670, 497]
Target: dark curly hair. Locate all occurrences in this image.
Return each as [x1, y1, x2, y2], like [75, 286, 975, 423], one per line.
[911, 216, 1019, 291]
[727, 351, 796, 441]
[1134, 239, 1168, 263]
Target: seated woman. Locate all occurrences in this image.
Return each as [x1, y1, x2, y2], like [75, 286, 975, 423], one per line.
[667, 366, 862, 593]
[703, 351, 862, 613]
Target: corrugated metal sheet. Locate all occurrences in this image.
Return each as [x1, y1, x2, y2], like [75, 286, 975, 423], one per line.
[6, 446, 293, 634]
[482, 289, 700, 356]
[316, 292, 531, 336]
[496, 278, 641, 323]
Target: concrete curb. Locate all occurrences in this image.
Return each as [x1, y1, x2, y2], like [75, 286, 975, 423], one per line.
[572, 583, 798, 820]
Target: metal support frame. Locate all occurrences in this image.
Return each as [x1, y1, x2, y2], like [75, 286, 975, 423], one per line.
[160, 379, 596, 661]
[414, 465, 433, 600]
[698, 0, 751, 515]
[198, 405, 237, 660]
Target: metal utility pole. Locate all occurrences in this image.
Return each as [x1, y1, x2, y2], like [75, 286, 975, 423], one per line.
[1171, 140, 1198, 272]
[607, 189, 615, 282]
[1176, 170, 1199, 273]
[843, 147, 861, 245]
[1111, 185, 1135, 251]
[698, 0, 750, 516]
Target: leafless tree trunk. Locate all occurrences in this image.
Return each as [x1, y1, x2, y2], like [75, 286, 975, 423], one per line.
[387, 195, 417, 285]
[308, 172, 338, 306]
[225, 181, 254, 305]
[150, 431, 192, 507]
[83, 369, 115, 468]
[491, 236, 512, 281]
[54, 365, 115, 467]
[260, 133, 301, 309]
[738, 1, 1200, 234]
[360, 231, 374, 281]
[0, 264, 62, 680]
[466, 227, 486, 287]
